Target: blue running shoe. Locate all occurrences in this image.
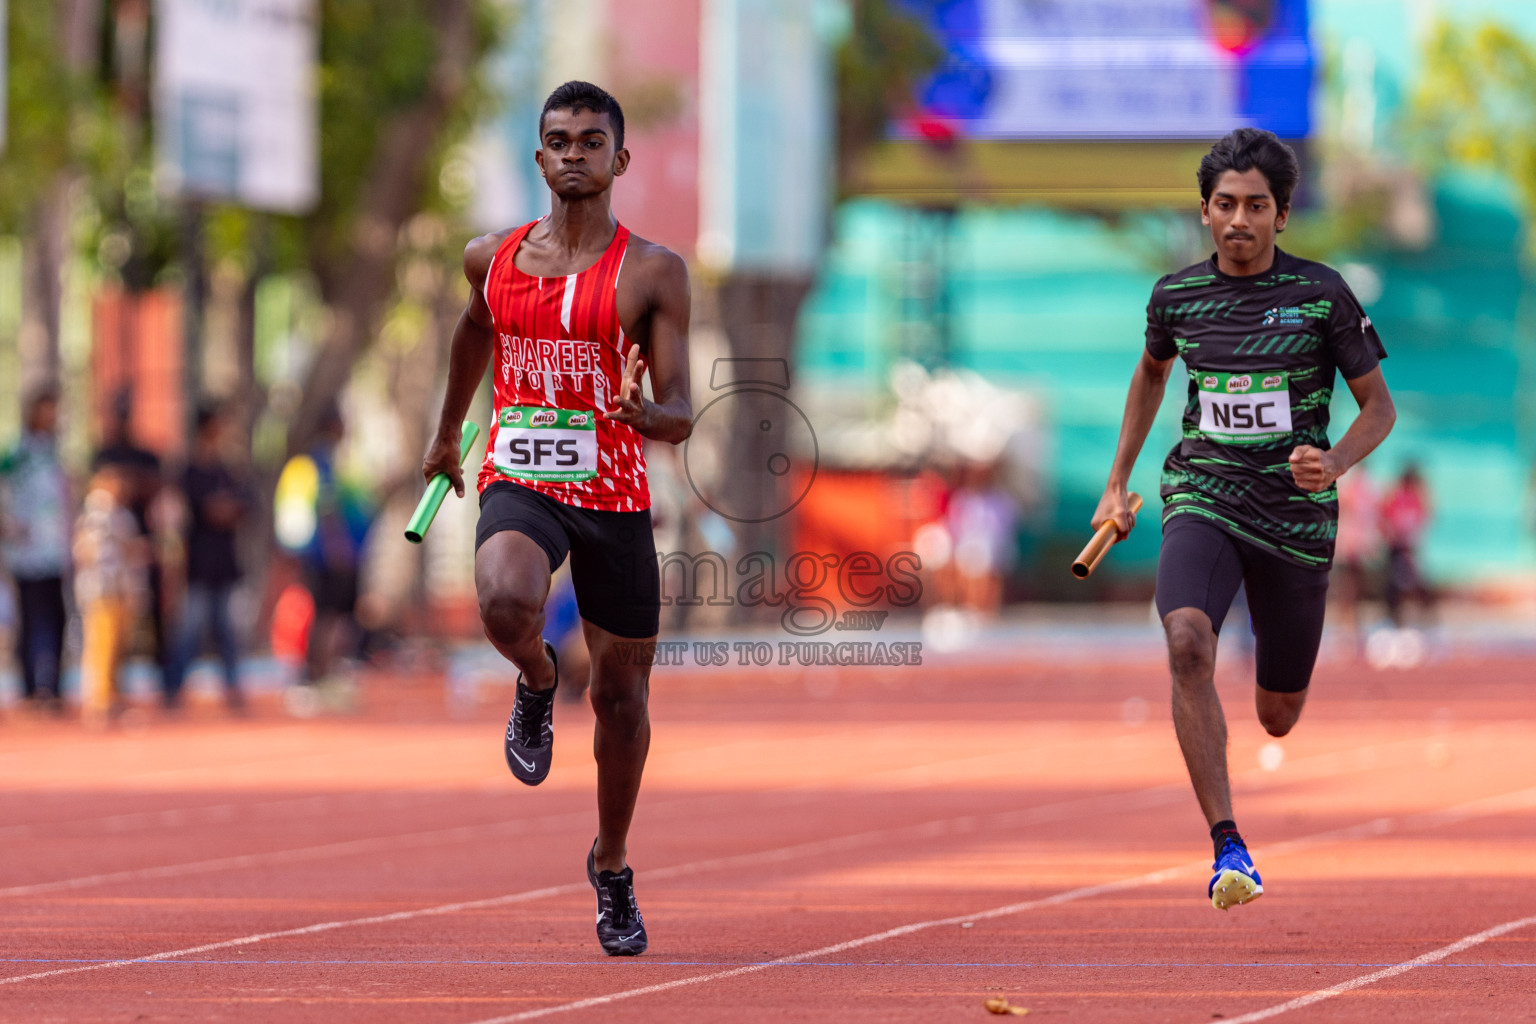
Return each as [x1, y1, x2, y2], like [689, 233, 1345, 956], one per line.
[1209, 836, 1263, 910]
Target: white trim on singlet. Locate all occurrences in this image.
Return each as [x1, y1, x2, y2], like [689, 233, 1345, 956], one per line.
[613, 242, 627, 291]
[482, 244, 501, 337]
[560, 273, 577, 332]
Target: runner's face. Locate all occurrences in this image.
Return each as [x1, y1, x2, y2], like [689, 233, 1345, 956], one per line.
[1201, 168, 1288, 269]
[536, 108, 627, 199]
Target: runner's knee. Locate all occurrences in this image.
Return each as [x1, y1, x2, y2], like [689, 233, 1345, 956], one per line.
[1164, 610, 1215, 683]
[1256, 687, 1306, 736]
[1258, 712, 1295, 737]
[478, 585, 543, 647]
[589, 676, 648, 735]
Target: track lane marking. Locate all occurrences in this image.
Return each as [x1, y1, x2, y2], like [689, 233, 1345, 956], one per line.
[1211, 914, 1536, 1023]
[4, 743, 1531, 995]
[0, 722, 1467, 899]
[0, 779, 1198, 987]
[0, 720, 1178, 899]
[0, 720, 916, 839]
[457, 780, 1536, 1023]
[0, 815, 586, 898]
[5, 957, 1536, 969]
[0, 883, 586, 986]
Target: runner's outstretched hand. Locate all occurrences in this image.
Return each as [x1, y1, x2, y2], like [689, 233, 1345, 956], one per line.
[603, 344, 652, 431]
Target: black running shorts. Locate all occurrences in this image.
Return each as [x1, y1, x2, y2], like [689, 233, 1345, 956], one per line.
[476, 481, 660, 639]
[1155, 514, 1329, 694]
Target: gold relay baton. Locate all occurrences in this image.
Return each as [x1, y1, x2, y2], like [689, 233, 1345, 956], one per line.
[1071, 491, 1144, 579]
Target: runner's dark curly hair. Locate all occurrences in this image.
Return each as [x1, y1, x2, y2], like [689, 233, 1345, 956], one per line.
[540, 81, 625, 149]
[1198, 128, 1299, 210]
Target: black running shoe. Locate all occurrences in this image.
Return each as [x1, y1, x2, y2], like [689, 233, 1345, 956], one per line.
[586, 842, 648, 956]
[504, 640, 558, 785]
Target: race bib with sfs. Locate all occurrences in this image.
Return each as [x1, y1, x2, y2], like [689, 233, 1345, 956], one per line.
[1194, 370, 1293, 444]
[491, 405, 598, 482]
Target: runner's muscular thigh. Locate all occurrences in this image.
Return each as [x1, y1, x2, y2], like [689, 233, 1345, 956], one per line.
[475, 530, 553, 621]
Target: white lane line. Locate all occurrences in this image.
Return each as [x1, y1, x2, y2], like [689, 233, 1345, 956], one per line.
[1213, 914, 1536, 1023]
[0, 809, 1112, 987]
[465, 861, 1208, 1024]
[0, 785, 516, 842]
[0, 883, 584, 986]
[4, 738, 1527, 993]
[0, 815, 578, 898]
[0, 769, 1226, 993]
[0, 722, 1458, 900]
[0, 733, 435, 789]
[0, 776, 1197, 988]
[0, 722, 1136, 900]
[459, 780, 1536, 1024]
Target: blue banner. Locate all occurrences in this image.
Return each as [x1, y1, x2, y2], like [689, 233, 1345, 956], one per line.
[896, 0, 1312, 140]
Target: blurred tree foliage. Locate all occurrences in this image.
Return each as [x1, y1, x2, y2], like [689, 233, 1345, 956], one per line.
[1409, 19, 1536, 239]
[238, 0, 504, 287]
[834, 0, 942, 192]
[1, 0, 506, 445]
[234, 0, 506, 455]
[0, 3, 96, 230]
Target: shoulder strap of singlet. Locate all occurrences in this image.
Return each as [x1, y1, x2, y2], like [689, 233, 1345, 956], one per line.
[482, 220, 541, 296]
[609, 224, 632, 290]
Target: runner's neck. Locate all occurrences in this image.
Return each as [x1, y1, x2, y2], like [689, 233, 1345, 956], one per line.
[1214, 243, 1279, 279]
[540, 197, 618, 260]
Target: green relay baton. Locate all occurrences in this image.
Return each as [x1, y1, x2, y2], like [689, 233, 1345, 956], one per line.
[405, 421, 480, 544]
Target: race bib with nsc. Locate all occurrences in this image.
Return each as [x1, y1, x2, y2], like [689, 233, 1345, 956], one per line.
[1195, 370, 1293, 444]
[491, 406, 598, 482]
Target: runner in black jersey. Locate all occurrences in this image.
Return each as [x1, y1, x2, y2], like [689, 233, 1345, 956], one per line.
[1093, 128, 1397, 910]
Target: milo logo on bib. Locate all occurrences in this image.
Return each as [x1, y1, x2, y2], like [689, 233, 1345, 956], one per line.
[1194, 370, 1292, 445]
[492, 405, 599, 482]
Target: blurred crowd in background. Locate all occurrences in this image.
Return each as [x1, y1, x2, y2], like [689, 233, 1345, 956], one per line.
[0, 381, 376, 722]
[2, 0, 1534, 720]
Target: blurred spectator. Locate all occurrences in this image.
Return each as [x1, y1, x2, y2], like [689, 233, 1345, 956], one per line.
[296, 407, 372, 695]
[164, 402, 250, 712]
[1380, 464, 1434, 628]
[1333, 466, 1383, 652]
[0, 581, 15, 697]
[911, 464, 959, 608]
[0, 384, 70, 711]
[545, 567, 590, 704]
[74, 466, 148, 728]
[94, 389, 167, 684]
[946, 460, 1018, 615]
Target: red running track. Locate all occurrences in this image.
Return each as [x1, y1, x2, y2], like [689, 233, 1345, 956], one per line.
[1, 652, 1534, 1022]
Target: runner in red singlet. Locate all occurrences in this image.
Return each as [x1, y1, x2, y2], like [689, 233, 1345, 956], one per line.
[422, 81, 692, 957]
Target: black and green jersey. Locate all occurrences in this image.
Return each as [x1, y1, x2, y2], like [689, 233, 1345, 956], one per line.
[1145, 248, 1386, 569]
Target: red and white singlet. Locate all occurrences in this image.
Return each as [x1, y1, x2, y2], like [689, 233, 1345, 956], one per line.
[476, 220, 649, 511]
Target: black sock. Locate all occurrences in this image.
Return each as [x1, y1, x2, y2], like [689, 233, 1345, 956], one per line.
[1210, 819, 1242, 859]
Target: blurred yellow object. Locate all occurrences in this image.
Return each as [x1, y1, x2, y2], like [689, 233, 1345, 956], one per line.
[983, 995, 1029, 1015]
[275, 455, 320, 550]
[80, 595, 129, 728]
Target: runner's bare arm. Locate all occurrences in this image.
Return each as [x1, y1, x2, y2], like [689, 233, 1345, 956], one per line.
[423, 234, 503, 498]
[1289, 366, 1395, 493]
[603, 248, 693, 444]
[1093, 349, 1176, 539]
